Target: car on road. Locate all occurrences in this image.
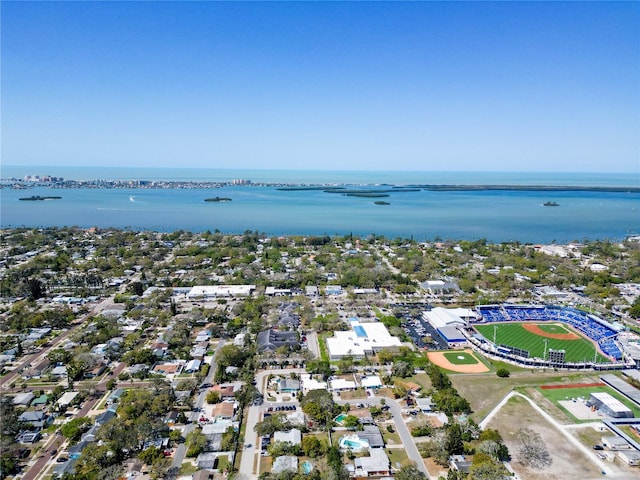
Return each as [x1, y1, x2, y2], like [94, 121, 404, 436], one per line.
[56, 456, 69, 463]
[245, 444, 252, 448]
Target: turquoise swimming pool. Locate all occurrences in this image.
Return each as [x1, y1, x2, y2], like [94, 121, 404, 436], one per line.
[338, 434, 369, 451]
[302, 461, 313, 474]
[334, 413, 347, 424]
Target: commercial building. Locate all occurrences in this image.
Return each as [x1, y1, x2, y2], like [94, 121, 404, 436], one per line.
[186, 285, 255, 299]
[588, 393, 634, 419]
[326, 320, 401, 360]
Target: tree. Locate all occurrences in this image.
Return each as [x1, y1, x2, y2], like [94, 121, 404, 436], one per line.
[629, 296, 640, 319]
[428, 366, 451, 390]
[393, 463, 427, 480]
[306, 360, 332, 379]
[60, 417, 93, 442]
[48, 348, 73, 364]
[254, 414, 291, 436]
[185, 430, 207, 457]
[393, 384, 409, 399]
[341, 415, 360, 429]
[444, 424, 464, 456]
[515, 428, 551, 469]
[128, 281, 144, 297]
[478, 440, 510, 462]
[139, 445, 163, 465]
[301, 389, 337, 427]
[301, 436, 327, 458]
[469, 454, 510, 480]
[496, 368, 510, 378]
[206, 390, 221, 404]
[26, 277, 45, 300]
[391, 361, 414, 378]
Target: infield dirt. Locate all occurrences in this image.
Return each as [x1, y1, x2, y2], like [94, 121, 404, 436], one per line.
[427, 349, 490, 373]
[523, 323, 581, 340]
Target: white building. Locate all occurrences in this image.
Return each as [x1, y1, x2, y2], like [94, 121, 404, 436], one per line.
[186, 285, 255, 299]
[273, 429, 302, 445]
[422, 307, 472, 329]
[326, 320, 401, 360]
[300, 374, 327, 394]
[330, 378, 357, 391]
[57, 391, 79, 408]
[361, 376, 383, 389]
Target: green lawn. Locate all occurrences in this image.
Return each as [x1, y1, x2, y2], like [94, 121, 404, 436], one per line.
[386, 448, 411, 468]
[474, 323, 609, 363]
[442, 351, 480, 365]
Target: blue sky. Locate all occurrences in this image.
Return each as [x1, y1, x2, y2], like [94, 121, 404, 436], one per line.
[2, 1, 639, 173]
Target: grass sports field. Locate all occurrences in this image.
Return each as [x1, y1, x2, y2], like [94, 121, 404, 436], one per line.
[443, 351, 479, 365]
[538, 385, 640, 418]
[474, 322, 609, 363]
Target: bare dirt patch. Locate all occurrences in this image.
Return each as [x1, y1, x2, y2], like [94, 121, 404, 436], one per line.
[486, 396, 601, 480]
[523, 323, 581, 340]
[540, 382, 604, 389]
[427, 349, 489, 373]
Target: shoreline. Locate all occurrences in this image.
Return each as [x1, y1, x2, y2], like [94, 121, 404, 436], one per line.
[2, 180, 639, 193]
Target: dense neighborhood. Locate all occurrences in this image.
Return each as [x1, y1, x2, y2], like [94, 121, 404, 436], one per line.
[2, 227, 640, 480]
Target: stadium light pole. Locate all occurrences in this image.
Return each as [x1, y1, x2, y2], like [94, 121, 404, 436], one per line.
[493, 325, 497, 345]
[543, 339, 548, 361]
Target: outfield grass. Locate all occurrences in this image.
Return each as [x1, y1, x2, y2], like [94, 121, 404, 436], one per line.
[538, 385, 640, 418]
[442, 351, 479, 365]
[474, 323, 609, 363]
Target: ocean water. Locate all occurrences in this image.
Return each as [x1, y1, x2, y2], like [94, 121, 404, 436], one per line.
[1, 167, 639, 243]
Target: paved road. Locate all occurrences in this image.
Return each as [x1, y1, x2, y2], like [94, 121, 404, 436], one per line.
[171, 340, 226, 470]
[237, 368, 306, 480]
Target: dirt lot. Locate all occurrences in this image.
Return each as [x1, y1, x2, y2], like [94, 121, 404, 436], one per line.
[486, 395, 602, 480]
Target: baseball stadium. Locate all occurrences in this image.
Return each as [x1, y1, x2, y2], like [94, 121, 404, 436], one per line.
[467, 305, 632, 369]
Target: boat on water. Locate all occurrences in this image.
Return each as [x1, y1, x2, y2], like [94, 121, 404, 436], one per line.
[543, 201, 560, 207]
[19, 195, 62, 201]
[204, 197, 232, 202]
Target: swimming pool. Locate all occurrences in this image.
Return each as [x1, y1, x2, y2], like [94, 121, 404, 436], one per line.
[302, 461, 313, 474]
[334, 413, 347, 424]
[338, 434, 370, 451]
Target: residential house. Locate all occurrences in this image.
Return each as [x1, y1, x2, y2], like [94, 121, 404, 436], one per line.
[279, 379, 300, 394]
[273, 429, 302, 446]
[354, 449, 391, 477]
[272, 456, 298, 474]
[18, 411, 52, 430]
[358, 426, 385, 449]
[212, 402, 236, 421]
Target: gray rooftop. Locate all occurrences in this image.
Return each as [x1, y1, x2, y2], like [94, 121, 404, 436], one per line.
[601, 374, 640, 408]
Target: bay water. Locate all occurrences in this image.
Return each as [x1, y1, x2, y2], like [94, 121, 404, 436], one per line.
[2, 167, 638, 243]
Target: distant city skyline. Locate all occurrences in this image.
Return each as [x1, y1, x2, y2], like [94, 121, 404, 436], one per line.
[2, 1, 639, 173]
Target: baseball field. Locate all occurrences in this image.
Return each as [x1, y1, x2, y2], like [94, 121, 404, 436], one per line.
[474, 322, 610, 363]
